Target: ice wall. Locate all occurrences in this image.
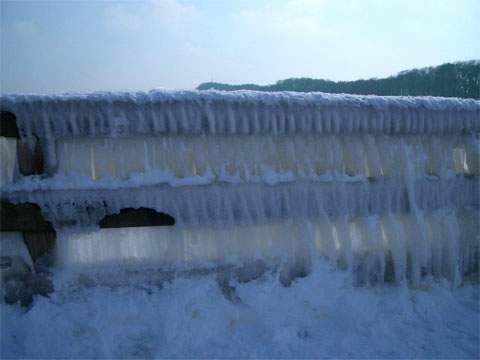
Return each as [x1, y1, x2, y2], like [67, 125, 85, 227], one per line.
[0, 90, 479, 286]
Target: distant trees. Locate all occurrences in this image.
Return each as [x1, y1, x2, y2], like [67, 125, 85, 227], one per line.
[197, 60, 480, 99]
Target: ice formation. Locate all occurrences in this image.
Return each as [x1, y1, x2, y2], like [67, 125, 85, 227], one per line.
[1, 90, 479, 286]
[0, 137, 17, 187]
[2, 90, 479, 173]
[53, 133, 478, 181]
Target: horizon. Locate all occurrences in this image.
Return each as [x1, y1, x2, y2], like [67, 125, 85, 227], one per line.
[199, 59, 480, 86]
[1, 60, 478, 96]
[1, 0, 480, 94]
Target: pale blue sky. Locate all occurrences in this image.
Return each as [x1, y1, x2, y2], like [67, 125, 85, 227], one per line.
[1, 0, 479, 94]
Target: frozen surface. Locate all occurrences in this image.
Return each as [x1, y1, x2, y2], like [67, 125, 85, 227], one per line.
[1, 258, 479, 359]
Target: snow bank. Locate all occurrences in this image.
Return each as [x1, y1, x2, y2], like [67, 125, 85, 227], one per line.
[1, 259, 478, 359]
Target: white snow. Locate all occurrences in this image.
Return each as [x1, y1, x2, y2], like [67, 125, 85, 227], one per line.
[1, 258, 479, 359]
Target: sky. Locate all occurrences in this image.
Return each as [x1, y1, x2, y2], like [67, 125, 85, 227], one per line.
[1, 0, 479, 94]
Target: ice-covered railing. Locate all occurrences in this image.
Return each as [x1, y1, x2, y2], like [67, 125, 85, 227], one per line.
[2, 90, 479, 173]
[3, 91, 479, 139]
[0, 90, 479, 286]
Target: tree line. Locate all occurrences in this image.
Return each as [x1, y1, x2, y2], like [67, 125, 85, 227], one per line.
[197, 60, 480, 99]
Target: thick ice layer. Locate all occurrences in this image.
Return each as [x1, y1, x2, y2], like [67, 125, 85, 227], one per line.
[2, 90, 479, 141]
[56, 208, 479, 285]
[53, 134, 479, 182]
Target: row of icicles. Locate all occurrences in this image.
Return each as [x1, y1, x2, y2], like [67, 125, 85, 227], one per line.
[56, 208, 478, 287]
[56, 134, 479, 182]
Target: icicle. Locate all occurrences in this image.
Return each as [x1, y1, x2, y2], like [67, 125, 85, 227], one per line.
[0, 137, 18, 186]
[465, 134, 480, 175]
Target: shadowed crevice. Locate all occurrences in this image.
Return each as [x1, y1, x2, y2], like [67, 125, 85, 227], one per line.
[98, 207, 175, 228]
[0, 201, 54, 232]
[0, 111, 19, 138]
[0, 201, 56, 263]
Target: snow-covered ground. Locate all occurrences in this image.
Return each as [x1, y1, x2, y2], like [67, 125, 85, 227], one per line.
[1, 258, 478, 359]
